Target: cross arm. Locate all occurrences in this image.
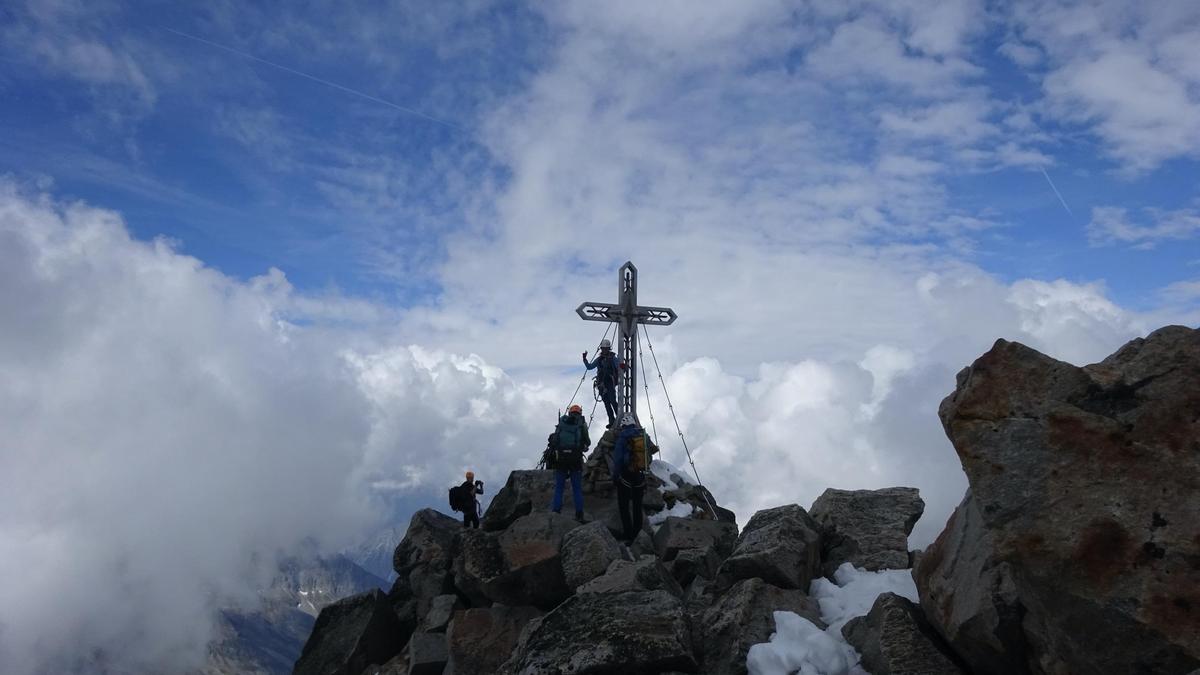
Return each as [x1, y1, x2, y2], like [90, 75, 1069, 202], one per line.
[635, 305, 677, 326]
[576, 302, 620, 322]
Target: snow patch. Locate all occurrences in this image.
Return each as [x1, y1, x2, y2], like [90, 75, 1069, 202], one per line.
[745, 563, 918, 674]
[649, 500, 696, 529]
[649, 459, 692, 487]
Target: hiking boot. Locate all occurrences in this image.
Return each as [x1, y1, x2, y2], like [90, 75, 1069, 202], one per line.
[574, 512, 585, 523]
[552, 509, 561, 515]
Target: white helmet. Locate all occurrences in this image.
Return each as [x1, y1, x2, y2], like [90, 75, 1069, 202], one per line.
[619, 413, 636, 427]
[599, 338, 612, 350]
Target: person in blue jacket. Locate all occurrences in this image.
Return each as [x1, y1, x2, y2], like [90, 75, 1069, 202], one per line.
[610, 412, 652, 545]
[583, 339, 625, 428]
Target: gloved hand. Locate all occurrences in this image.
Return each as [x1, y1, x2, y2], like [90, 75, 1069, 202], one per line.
[582, 351, 588, 361]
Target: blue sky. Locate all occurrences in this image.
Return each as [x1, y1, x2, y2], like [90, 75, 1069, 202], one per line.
[3, 0, 1198, 312]
[2, 2, 1200, 671]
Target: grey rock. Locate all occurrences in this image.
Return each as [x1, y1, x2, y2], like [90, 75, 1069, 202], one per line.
[577, 557, 684, 598]
[701, 578, 823, 675]
[810, 487, 924, 576]
[718, 504, 821, 591]
[653, 516, 738, 562]
[444, 606, 541, 675]
[668, 545, 722, 587]
[913, 491, 1029, 675]
[561, 521, 624, 590]
[417, 594, 461, 634]
[454, 512, 578, 610]
[391, 509, 461, 616]
[938, 326, 1200, 673]
[293, 589, 405, 675]
[482, 470, 559, 531]
[842, 592, 963, 675]
[406, 632, 448, 675]
[503, 590, 698, 674]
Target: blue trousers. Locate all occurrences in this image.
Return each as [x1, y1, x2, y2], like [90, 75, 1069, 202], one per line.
[600, 386, 617, 426]
[552, 469, 584, 514]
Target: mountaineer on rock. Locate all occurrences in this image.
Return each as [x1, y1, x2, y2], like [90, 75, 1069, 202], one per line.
[455, 471, 483, 529]
[583, 338, 624, 428]
[548, 404, 589, 523]
[611, 413, 656, 545]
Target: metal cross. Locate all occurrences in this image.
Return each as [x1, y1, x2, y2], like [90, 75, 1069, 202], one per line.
[577, 261, 677, 422]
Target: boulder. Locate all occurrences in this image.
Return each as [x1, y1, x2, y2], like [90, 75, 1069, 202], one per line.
[718, 504, 820, 591]
[937, 326, 1200, 673]
[653, 516, 738, 562]
[809, 487, 924, 576]
[406, 632, 448, 675]
[561, 521, 625, 590]
[391, 509, 461, 615]
[482, 470, 558, 531]
[914, 491, 1029, 675]
[445, 606, 542, 675]
[503, 590, 699, 674]
[577, 557, 684, 597]
[842, 592, 963, 675]
[668, 546, 722, 587]
[294, 589, 406, 675]
[700, 578, 822, 675]
[454, 512, 578, 609]
[417, 594, 462, 634]
[663, 483, 737, 524]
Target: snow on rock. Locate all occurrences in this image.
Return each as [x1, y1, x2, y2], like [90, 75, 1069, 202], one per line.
[649, 500, 696, 529]
[746, 611, 867, 675]
[813, 563, 919, 634]
[745, 563, 919, 675]
[650, 459, 692, 487]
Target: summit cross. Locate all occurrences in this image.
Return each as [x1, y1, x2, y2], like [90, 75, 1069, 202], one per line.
[576, 261, 677, 422]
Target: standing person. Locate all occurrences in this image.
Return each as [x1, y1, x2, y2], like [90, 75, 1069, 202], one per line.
[583, 338, 625, 428]
[549, 404, 590, 523]
[460, 471, 483, 529]
[611, 413, 651, 545]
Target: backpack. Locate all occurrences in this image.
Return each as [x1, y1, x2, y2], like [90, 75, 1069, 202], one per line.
[448, 485, 464, 512]
[555, 415, 586, 451]
[627, 432, 649, 473]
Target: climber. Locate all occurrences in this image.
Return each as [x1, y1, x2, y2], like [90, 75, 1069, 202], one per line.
[611, 412, 655, 545]
[459, 471, 483, 529]
[583, 338, 625, 427]
[548, 404, 590, 523]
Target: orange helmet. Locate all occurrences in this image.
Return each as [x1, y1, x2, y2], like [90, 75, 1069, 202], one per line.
[568, 404, 583, 414]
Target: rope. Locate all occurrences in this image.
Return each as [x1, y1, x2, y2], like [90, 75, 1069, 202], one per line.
[638, 336, 659, 447]
[565, 323, 614, 411]
[640, 323, 717, 518]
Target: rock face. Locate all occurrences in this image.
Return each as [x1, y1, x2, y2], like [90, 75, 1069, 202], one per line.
[444, 606, 541, 675]
[502, 590, 698, 674]
[482, 470, 558, 532]
[577, 557, 684, 597]
[842, 592, 963, 675]
[391, 509, 461, 616]
[293, 589, 406, 675]
[719, 504, 821, 591]
[913, 491, 1028, 675]
[653, 516, 738, 563]
[700, 578, 822, 675]
[454, 512, 578, 610]
[935, 326, 1200, 673]
[809, 487, 924, 576]
[561, 521, 625, 590]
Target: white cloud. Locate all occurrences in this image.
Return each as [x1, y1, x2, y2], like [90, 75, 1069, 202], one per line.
[0, 182, 557, 673]
[1088, 206, 1200, 248]
[1009, 0, 1200, 171]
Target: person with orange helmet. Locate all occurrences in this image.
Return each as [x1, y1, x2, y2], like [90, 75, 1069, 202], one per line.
[548, 403, 590, 522]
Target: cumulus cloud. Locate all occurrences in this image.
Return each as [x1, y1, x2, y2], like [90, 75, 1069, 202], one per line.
[0, 183, 554, 673]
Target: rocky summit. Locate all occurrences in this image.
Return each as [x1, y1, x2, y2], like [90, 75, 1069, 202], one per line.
[294, 325, 1200, 675]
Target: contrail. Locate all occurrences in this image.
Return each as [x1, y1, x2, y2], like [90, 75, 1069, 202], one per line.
[1038, 167, 1074, 218]
[160, 26, 459, 130]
